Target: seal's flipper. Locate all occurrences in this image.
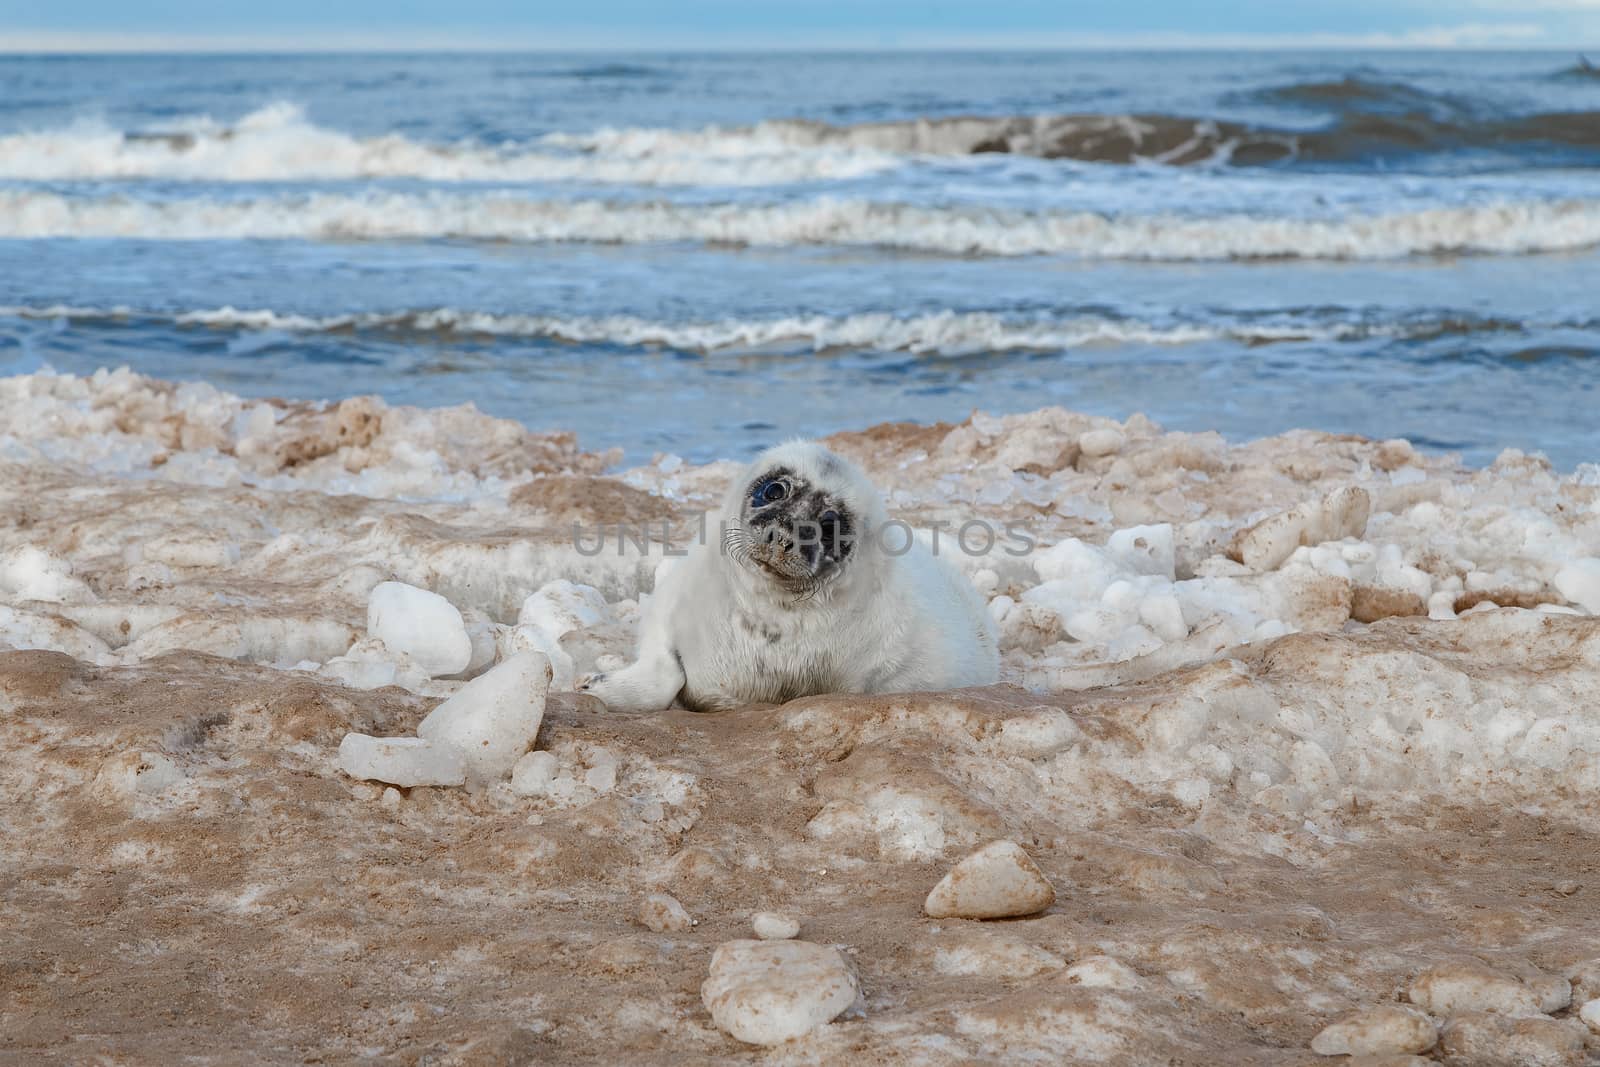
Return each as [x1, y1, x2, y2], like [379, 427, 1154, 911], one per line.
[578, 651, 685, 712]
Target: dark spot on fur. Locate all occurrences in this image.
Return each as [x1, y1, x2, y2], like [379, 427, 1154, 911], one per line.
[738, 612, 783, 644]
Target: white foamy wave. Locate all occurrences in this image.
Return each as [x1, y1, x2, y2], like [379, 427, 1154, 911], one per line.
[178, 307, 1237, 351]
[0, 304, 1469, 354]
[546, 113, 1262, 165]
[0, 103, 902, 186]
[6, 189, 1600, 261]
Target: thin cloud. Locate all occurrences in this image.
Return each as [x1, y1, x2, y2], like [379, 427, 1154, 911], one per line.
[1473, 0, 1600, 8]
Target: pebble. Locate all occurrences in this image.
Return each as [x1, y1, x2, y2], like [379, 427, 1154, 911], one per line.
[701, 939, 858, 1046]
[1579, 999, 1600, 1035]
[636, 893, 693, 933]
[1310, 1005, 1437, 1057]
[751, 911, 801, 940]
[1407, 961, 1547, 1016]
[1438, 1012, 1587, 1067]
[924, 841, 1056, 920]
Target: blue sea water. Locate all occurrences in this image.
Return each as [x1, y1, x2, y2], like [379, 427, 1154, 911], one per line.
[1, 51, 1598, 465]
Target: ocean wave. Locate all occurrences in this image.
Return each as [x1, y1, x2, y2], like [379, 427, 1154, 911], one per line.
[10, 92, 1600, 188]
[1243, 75, 1485, 121]
[6, 189, 1600, 261]
[568, 106, 1600, 168]
[548, 113, 1289, 166]
[0, 304, 1535, 355]
[0, 102, 902, 187]
[1553, 56, 1600, 81]
[543, 76, 1600, 169]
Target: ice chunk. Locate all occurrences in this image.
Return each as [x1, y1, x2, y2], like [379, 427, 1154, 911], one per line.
[96, 751, 185, 797]
[509, 750, 559, 796]
[367, 581, 472, 678]
[1407, 961, 1552, 1016]
[1310, 1005, 1437, 1057]
[1062, 956, 1143, 991]
[701, 940, 859, 1046]
[517, 579, 608, 638]
[0, 605, 113, 661]
[416, 651, 553, 784]
[1438, 1013, 1586, 1065]
[1106, 524, 1175, 579]
[456, 608, 501, 679]
[583, 748, 618, 792]
[319, 636, 433, 692]
[143, 535, 241, 569]
[924, 840, 1056, 919]
[497, 623, 576, 691]
[1078, 428, 1124, 457]
[127, 615, 357, 666]
[934, 936, 1065, 978]
[1554, 558, 1600, 614]
[0, 545, 94, 604]
[336, 734, 466, 788]
[1229, 487, 1371, 572]
[499, 580, 606, 691]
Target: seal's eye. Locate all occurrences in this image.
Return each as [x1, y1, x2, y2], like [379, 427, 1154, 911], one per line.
[752, 479, 787, 506]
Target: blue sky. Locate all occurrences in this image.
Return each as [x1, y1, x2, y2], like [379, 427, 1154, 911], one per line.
[1, 0, 1597, 50]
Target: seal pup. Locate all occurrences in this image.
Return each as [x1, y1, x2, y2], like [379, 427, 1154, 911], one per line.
[578, 440, 999, 712]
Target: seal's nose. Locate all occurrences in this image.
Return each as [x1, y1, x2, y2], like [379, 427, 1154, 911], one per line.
[818, 510, 842, 559]
[758, 524, 794, 562]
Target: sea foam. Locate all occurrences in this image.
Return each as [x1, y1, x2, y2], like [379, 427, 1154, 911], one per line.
[11, 103, 1600, 186]
[7, 188, 1600, 260]
[0, 103, 902, 187]
[0, 304, 1448, 355]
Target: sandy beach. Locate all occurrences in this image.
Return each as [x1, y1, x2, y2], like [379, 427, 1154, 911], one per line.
[4, 368, 1599, 1062]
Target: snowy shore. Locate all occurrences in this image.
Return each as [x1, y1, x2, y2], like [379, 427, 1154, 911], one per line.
[3, 367, 1599, 1062]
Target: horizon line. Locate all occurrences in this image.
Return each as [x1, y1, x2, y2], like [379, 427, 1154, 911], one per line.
[1, 24, 1594, 55]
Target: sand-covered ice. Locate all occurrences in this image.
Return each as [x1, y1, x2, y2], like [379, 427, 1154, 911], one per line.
[3, 368, 1599, 1063]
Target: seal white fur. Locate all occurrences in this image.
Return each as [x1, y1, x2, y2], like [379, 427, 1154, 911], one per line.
[579, 441, 998, 712]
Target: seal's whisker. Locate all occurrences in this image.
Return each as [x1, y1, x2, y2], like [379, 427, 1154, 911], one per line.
[721, 518, 764, 575]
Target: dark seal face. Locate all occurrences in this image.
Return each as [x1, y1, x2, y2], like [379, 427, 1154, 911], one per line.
[728, 464, 857, 592]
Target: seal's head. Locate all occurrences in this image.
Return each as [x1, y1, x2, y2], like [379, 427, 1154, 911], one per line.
[722, 441, 884, 595]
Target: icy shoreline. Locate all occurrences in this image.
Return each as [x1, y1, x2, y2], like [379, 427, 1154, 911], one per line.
[3, 367, 1599, 1062]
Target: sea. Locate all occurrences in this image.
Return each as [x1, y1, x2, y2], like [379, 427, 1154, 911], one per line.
[2, 50, 1598, 467]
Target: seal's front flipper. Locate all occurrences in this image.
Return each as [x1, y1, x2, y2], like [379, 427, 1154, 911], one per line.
[577, 653, 685, 712]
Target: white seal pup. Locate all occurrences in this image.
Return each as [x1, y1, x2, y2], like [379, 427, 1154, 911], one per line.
[579, 441, 998, 712]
